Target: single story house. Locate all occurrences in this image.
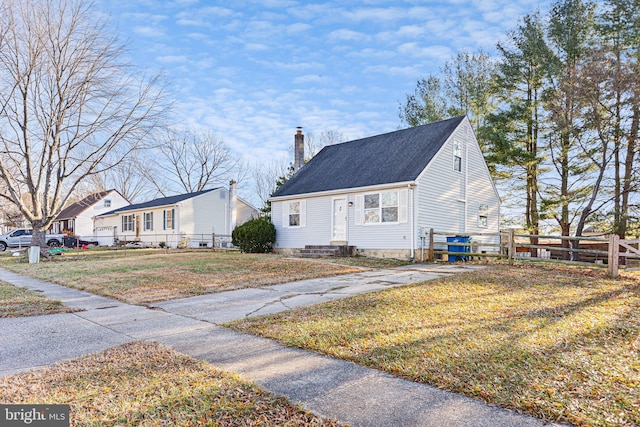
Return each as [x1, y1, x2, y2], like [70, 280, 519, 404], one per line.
[50, 189, 129, 238]
[270, 116, 500, 260]
[94, 182, 258, 248]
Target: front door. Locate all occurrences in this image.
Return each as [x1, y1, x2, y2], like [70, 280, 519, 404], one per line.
[332, 198, 347, 242]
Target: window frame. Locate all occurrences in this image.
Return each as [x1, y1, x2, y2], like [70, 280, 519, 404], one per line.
[163, 209, 175, 230]
[283, 200, 306, 228]
[478, 204, 488, 228]
[121, 214, 135, 232]
[453, 139, 462, 172]
[143, 212, 153, 231]
[363, 190, 399, 225]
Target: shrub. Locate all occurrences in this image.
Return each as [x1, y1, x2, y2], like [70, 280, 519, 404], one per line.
[232, 217, 275, 253]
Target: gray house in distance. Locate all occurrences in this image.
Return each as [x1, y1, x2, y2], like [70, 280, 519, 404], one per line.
[269, 116, 500, 260]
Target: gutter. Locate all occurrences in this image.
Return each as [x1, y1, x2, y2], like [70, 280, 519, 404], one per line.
[270, 181, 416, 202]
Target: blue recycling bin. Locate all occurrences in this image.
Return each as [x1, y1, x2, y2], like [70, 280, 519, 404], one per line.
[447, 236, 470, 262]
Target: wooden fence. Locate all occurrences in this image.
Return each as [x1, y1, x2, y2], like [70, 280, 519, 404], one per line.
[426, 229, 639, 277]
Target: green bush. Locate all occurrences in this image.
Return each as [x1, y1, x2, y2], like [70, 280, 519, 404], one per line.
[232, 217, 276, 253]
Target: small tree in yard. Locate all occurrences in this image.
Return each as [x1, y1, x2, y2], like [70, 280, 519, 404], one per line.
[0, 0, 166, 254]
[232, 217, 275, 253]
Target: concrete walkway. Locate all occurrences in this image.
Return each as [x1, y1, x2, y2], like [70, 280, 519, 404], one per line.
[0, 265, 563, 427]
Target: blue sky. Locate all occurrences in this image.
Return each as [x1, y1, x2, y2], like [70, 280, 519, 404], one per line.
[97, 0, 551, 171]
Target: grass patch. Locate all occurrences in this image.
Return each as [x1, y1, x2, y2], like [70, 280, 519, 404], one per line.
[0, 281, 78, 317]
[228, 264, 640, 427]
[0, 341, 343, 426]
[0, 251, 361, 305]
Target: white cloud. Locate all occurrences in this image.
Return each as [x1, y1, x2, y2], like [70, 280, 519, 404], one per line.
[287, 23, 312, 34]
[156, 55, 188, 63]
[133, 26, 165, 38]
[363, 64, 422, 77]
[293, 74, 331, 85]
[328, 29, 370, 42]
[397, 43, 452, 60]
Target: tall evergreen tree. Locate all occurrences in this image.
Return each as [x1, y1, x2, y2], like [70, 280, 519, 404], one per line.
[483, 12, 551, 251]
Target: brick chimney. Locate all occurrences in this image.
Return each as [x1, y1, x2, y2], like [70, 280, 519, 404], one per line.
[294, 127, 304, 172]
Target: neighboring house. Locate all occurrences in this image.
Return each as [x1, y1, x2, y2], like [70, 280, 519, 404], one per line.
[94, 182, 258, 248]
[270, 116, 500, 260]
[50, 189, 129, 238]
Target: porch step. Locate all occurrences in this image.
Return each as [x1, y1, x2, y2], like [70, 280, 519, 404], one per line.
[299, 245, 356, 257]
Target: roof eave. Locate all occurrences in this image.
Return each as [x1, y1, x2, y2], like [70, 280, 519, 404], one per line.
[269, 180, 416, 202]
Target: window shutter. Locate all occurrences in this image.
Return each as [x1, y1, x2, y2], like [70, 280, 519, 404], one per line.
[299, 200, 306, 228]
[171, 208, 175, 229]
[354, 195, 363, 225]
[399, 189, 408, 223]
[282, 202, 289, 228]
[122, 216, 125, 231]
[163, 210, 166, 230]
[150, 212, 153, 231]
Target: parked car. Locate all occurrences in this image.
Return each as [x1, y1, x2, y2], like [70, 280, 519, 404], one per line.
[0, 228, 67, 251]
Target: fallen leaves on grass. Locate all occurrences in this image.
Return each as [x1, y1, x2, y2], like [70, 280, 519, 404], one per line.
[0, 341, 344, 427]
[0, 251, 362, 304]
[229, 264, 640, 427]
[0, 281, 79, 317]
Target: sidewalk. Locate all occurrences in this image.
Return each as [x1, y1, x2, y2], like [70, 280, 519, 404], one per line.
[0, 265, 563, 427]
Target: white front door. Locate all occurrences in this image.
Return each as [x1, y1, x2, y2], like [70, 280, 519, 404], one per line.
[332, 198, 347, 241]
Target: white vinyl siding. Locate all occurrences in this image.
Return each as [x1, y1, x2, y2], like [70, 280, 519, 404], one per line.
[416, 119, 499, 250]
[273, 188, 411, 250]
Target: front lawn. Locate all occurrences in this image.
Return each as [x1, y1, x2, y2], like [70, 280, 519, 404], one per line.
[0, 251, 362, 305]
[0, 281, 78, 317]
[228, 264, 640, 427]
[0, 341, 343, 426]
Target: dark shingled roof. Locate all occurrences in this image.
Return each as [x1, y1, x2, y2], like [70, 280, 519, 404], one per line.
[99, 188, 221, 216]
[272, 116, 465, 198]
[56, 190, 118, 220]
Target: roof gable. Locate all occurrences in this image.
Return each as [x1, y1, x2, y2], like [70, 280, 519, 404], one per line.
[56, 190, 120, 220]
[272, 116, 465, 198]
[101, 188, 221, 216]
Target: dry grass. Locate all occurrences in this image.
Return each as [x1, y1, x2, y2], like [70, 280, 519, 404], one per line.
[0, 281, 79, 317]
[0, 341, 344, 427]
[0, 251, 361, 305]
[229, 264, 640, 427]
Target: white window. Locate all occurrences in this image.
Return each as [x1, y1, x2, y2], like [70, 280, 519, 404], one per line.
[122, 214, 134, 232]
[163, 209, 175, 230]
[282, 200, 306, 228]
[478, 204, 488, 228]
[453, 139, 462, 172]
[144, 212, 153, 231]
[289, 201, 301, 226]
[104, 199, 111, 208]
[358, 190, 407, 225]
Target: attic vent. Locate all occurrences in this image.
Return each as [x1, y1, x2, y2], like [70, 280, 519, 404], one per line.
[220, 190, 226, 199]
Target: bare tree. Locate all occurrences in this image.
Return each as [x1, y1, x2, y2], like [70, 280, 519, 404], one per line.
[145, 129, 236, 196]
[250, 158, 290, 211]
[0, 0, 166, 250]
[304, 129, 346, 159]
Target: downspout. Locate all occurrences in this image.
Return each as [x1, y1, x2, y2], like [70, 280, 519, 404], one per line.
[464, 137, 469, 233]
[409, 183, 416, 259]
